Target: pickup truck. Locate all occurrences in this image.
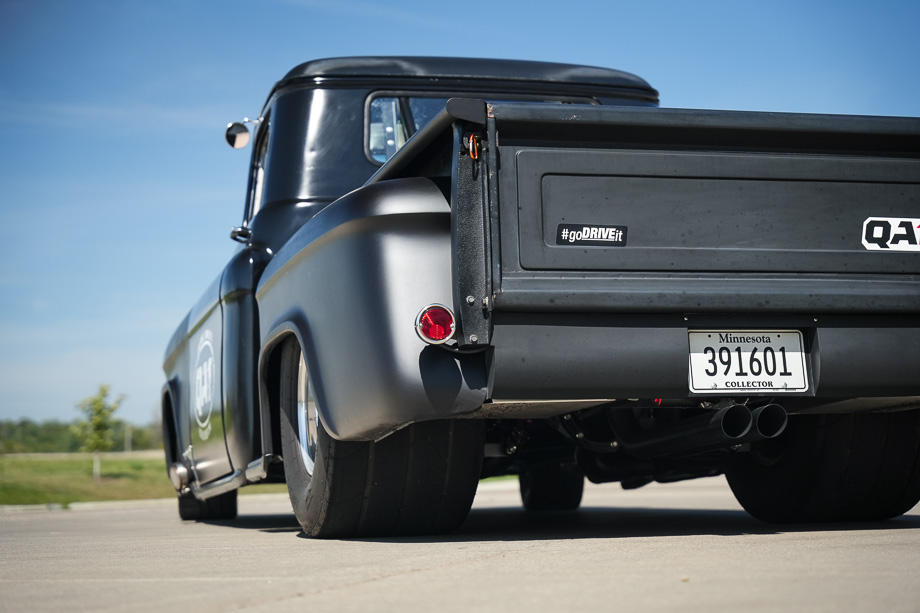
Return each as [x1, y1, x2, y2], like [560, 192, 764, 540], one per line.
[162, 56, 920, 538]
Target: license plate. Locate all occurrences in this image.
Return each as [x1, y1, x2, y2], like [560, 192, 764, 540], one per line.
[688, 330, 808, 394]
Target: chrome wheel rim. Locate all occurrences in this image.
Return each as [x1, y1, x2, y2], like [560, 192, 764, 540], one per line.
[296, 352, 319, 476]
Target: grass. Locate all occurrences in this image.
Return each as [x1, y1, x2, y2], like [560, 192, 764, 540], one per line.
[1, 452, 513, 507]
[0, 452, 286, 507]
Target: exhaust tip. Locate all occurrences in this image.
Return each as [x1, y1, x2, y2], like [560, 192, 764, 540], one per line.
[722, 404, 753, 439]
[752, 404, 788, 439]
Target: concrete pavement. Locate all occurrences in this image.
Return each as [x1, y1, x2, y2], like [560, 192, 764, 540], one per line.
[1, 477, 918, 612]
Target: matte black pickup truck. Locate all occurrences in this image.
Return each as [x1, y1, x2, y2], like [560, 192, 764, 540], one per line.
[163, 57, 920, 537]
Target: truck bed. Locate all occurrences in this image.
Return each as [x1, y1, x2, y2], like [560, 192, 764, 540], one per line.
[376, 100, 920, 405]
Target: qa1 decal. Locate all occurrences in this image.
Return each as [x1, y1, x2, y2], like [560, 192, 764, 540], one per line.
[862, 217, 920, 251]
[193, 329, 216, 440]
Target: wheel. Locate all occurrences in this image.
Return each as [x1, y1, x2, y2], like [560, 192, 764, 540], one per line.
[519, 462, 585, 511]
[177, 490, 238, 520]
[278, 337, 485, 538]
[726, 410, 920, 523]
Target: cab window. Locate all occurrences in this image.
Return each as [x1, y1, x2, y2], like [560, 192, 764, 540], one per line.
[366, 94, 596, 164]
[246, 116, 271, 222]
[367, 96, 448, 163]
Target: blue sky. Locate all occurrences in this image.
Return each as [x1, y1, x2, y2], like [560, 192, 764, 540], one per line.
[1, 0, 918, 425]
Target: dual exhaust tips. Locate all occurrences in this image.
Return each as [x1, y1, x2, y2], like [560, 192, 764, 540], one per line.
[718, 403, 788, 442]
[617, 403, 788, 460]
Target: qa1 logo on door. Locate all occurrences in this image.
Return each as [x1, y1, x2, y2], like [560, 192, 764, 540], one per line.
[193, 329, 216, 440]
[862, 217, 920, 251]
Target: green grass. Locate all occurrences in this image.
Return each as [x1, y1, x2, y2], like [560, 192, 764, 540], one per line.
[1, 453, 512, 507]
[0, 452, 286, 507]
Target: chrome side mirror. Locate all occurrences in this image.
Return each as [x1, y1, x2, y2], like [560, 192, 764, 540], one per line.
[225, 122, 251, 149]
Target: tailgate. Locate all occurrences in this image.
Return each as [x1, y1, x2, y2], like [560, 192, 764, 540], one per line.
[517, 148, 918, 274]
[484, 105, 920, 314]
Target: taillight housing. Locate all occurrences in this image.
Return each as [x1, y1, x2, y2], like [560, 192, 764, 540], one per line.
[415, 304, 455, 344]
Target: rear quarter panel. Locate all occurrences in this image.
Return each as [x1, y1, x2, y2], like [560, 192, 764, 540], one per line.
[256, 177, 488, 441]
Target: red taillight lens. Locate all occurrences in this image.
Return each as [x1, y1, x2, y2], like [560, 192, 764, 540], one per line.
[416, 305, 455, 344]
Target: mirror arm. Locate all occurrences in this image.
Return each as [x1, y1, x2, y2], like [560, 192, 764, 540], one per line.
[230, 226, 252, 243]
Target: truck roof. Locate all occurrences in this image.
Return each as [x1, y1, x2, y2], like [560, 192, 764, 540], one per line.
[277, 56, 657, 98]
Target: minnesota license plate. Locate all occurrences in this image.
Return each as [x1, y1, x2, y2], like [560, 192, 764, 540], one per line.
[688, 330, 808, 394]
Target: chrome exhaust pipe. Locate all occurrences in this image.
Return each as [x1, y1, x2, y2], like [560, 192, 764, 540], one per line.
[615, 404, 753, 459]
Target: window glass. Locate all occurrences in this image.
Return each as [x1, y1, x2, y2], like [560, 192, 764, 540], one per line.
[408, 98, 450, 132]
[247, 119, 270, 221]
[368, 97, 446, 163]
[367, 94, 595, 164]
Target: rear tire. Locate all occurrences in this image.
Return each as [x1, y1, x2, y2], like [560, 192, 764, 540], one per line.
[178, 490, 238, 521]
[278, 337, 485, 538]
[726, 410, 920, 523]
[520, 463, 585, 511]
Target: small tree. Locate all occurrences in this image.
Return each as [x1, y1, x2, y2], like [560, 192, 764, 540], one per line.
[71, 385, 123, 479]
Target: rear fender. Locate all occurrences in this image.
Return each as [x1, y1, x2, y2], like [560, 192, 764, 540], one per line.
[257, 177, 488, 441]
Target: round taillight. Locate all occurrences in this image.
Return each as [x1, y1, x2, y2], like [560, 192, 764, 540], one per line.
[415, 304, 455, 344]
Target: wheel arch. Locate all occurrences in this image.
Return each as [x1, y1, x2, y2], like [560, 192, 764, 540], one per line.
[258, 322, 312, 459]
[161, 381, 180, 467]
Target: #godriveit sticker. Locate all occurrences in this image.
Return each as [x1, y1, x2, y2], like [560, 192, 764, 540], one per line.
[556, 224, 628, 247]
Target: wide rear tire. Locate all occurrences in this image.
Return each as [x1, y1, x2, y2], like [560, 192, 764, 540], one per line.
[726, 410, 920, 523]
[278, 337, 485, 538]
